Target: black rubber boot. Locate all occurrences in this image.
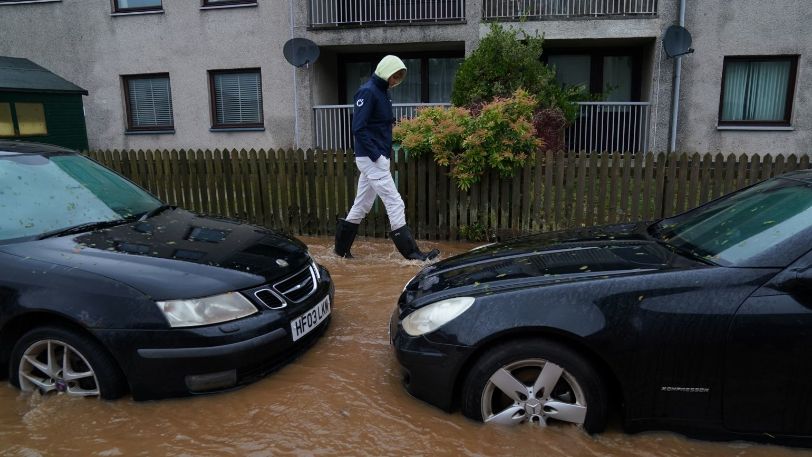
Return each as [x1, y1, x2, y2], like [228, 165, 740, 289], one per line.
[390, 226, 440, 261]
[334, 219, 359, 258]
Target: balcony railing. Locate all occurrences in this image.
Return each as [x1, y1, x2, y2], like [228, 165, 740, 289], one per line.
[566, 102, 651, 154]
[313, 101, 651, 153]
[310, 0, 465, 28]
[482, 0, 658, 20]
[313, 103, 450, 150]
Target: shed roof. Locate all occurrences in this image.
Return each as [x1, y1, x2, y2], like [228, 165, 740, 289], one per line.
[0, 56, 88, 95]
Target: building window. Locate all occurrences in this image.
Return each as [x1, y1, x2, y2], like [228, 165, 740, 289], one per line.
[113, 0, 162, 13]
[339, 52, 464, 104]
[545, 48, 642, 102]
[719, 56, 798, 126]
[202, 0, 256, 6]
[209, 69, 263, 129]
[0, 102, 47, 137]
[123, 74, 174, 132]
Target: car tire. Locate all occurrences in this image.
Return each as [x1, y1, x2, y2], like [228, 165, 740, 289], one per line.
[10, 326, 127, 400]
[461, 338, 608, 433]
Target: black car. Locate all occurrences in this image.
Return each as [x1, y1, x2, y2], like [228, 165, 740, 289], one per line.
[392, 170, 812, 441]
[0, 141, 333, 400]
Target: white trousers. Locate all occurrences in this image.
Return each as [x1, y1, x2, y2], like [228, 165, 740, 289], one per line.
[345, 157, 406, 231]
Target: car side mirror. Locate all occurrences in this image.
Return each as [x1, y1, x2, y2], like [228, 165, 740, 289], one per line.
[779, 267, 812, 299]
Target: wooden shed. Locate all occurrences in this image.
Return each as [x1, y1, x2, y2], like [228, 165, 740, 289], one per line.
[0, 57, 88, 150]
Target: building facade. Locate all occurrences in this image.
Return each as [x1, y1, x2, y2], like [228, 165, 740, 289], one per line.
[0, 0, 808, 155]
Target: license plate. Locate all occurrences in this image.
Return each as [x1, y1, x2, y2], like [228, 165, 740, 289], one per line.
[290, 295, 331, 341]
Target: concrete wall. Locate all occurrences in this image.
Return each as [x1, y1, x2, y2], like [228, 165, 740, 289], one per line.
[1, 0, 807, 156]
[679, 0, 812, 155]
[0, 1, 296, 151]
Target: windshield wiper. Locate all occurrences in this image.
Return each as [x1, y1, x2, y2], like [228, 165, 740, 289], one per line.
[137, 204, 172, 221]
[37, 219, 130, 240]
[653, 239, 718, 266]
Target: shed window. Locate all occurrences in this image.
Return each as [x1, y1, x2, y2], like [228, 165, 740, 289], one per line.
[0, 102, 47, 137]
[123, 74, 174, 131]
[719, 56, 798, 126]
[114, 0, 162, 13]
[209, 69, 263, 128]
[0, 104, 13, 137]
[16, 103, 47, 135]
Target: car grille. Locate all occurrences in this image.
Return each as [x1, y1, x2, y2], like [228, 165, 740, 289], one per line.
[254, 288, 286, 309]
[273, 264, 317, 303]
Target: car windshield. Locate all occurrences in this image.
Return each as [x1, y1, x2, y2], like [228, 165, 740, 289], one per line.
[652, 177, 812, 266]
[0, 153, 162, 242]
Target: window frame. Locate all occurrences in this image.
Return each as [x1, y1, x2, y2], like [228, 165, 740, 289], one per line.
[717, 55, 799, 128]
[208, 68, 264, 130]
[542, 47, 644, 101]
[111, 0, 162, 14]
[122, 73, 175, 133]
[0, 0, 62, 5]
[337, 51, 465, 104]
[0, 101, 48, 138]
[201, 0, 256, 7]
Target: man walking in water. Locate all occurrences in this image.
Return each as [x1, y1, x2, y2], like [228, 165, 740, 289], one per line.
[334, 55, 439, 261]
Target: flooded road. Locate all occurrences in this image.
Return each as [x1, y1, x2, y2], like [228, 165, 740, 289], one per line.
[1, 237, 810, 456]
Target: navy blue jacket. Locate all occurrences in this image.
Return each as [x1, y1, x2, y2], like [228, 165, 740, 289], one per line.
[352, 75, 394, 162]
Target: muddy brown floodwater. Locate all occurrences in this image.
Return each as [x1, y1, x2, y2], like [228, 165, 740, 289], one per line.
[1, 237, 811, 457]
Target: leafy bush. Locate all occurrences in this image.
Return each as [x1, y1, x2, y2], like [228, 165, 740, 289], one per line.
[459, 222, 494, 242]
[394, 89, 543, 190]
[451, 22, 586, 122]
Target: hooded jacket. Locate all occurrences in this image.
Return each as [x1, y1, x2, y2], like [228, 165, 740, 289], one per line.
[351, 56, 406, 162]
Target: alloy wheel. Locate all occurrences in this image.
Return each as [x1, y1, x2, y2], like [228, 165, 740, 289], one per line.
[18, 339, 101, 397]
[481, 358, 587, 427]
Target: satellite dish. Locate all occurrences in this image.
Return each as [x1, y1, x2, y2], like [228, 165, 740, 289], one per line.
[663, 25, 694, 58]
[283, 38, 320, 68]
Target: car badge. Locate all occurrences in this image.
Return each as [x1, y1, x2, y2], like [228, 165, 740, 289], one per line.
[276, 259, 289, 267]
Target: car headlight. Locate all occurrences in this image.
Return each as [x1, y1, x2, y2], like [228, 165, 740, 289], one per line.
[402, 297, 475, 336]
[308, 254, 321, 280]
[156, 292, 258, 328]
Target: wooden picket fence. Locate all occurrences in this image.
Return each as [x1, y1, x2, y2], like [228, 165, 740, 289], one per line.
[84, 149, 811, 241]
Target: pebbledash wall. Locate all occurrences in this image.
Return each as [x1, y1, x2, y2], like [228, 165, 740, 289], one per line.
[0, 0, 809, 156]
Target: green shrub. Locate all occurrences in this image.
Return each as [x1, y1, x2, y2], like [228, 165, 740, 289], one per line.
[451, 22, 587, 122]
[459, 222, 493, 242]
[394, 89, 543, 190]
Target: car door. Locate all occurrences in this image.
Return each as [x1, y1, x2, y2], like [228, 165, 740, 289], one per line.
[724, 249, 812, 435]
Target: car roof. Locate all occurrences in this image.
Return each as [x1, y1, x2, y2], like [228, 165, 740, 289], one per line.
[780, 169, 812, 183]
[0, 140, 77, 156]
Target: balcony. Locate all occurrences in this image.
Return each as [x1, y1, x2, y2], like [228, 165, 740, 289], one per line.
[309, 0, 465, 28]
[313, 101, 651, 153]
[482, 0, 658, 21]
[566, 102, 651, 154]
[313, 103, 450, 150]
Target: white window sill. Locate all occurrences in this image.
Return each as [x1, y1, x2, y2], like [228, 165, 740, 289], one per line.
[125, 129, 175, 135]
[201, 3, 257, 11]
[210, 127, 265, 132]
[0, 0, 61, 5]
[717, 125, 794, 131]
[111, 10, 164, 17]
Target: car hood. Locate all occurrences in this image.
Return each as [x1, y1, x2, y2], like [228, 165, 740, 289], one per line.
[0, 208, 309, 300]
[407, 223, 693, 298]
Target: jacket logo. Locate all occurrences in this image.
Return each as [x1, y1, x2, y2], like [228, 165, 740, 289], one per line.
[356, 99, 364, 107]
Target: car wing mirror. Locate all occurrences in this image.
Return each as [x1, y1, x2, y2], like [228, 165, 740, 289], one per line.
[778, 267, 812, 302]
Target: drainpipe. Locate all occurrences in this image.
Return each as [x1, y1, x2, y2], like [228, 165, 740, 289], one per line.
[668, 0, 686, 153]
[289, 0, 300, 149]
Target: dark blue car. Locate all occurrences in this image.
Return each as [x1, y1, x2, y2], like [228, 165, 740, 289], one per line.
[0, 141, 333, 400]
[392, 169, 812, 442]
